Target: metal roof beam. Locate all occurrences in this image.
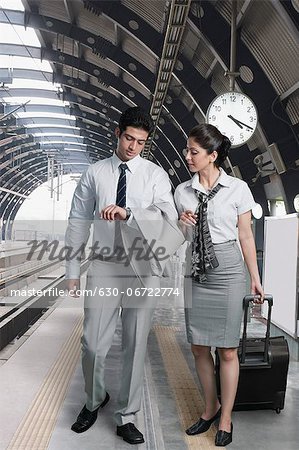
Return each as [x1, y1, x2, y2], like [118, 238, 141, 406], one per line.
[0, 187, 29, 198]
[279, 81, 299, 101]
[236, 0, 254, 28]
[63, 0, 77, 24]
[143, 0, 191, 158]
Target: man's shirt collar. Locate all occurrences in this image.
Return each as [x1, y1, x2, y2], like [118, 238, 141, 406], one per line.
[111, 152, 141, 174]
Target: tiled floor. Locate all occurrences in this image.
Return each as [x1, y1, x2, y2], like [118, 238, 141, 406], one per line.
[0, 274, 298, 449]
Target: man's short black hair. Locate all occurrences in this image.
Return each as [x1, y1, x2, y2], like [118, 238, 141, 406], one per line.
[118, 106, 154, 136]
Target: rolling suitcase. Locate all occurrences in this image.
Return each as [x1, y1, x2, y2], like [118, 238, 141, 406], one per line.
[215, 295, 289, 413]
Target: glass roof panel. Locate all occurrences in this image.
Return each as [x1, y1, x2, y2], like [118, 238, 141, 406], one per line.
[16, 112, 76, 120]
[60, 148, 87, 153]
[2, 96, 69, 106]
[0, 0, 24, 11]
[25, 124, 80, 130]
[61, 163, 90, 165]
[7, 79, 60, 91]
[0, 10, 91, 177]
[0, 24, 40, 46]
[0, 55, 52, 72]
[40, 141, 87, 146]
[33, 133, 84, 138]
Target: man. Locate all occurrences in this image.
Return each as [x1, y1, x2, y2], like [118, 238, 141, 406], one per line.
[65, 106, 181, 445]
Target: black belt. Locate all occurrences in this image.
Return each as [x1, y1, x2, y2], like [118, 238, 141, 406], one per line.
[213, 239, 236, 245]
[92, 253, 127, 264]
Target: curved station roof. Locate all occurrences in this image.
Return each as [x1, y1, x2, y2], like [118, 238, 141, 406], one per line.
[0, 0, 298, 237]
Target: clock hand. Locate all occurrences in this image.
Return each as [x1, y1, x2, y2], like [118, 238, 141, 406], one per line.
[227, 114, 243, 129]
[233, 119, 254, 130]
[227, 115, 254, 130]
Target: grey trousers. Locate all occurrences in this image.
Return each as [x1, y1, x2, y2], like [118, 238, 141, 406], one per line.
[82, 260, 159, 425]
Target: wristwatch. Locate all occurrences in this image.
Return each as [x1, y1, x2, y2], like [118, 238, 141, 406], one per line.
[125, 207, 132, 221]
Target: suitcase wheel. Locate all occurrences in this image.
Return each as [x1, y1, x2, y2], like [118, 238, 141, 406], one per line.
[275, 408, 281, 414]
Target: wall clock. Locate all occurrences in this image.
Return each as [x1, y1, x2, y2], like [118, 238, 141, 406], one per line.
[206, 92, 258, 147]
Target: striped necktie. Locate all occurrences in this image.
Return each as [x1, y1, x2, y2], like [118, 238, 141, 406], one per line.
[191, 184, 223, 283]
[116, 163, 128, 207]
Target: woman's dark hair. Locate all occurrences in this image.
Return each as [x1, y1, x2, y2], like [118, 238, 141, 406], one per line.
[118, 106, 154, 136]
[188, 123, 231, 167]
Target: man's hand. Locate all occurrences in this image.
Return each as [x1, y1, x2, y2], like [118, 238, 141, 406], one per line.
[101, 204, 126, 221]
[66, 279, 81, 298]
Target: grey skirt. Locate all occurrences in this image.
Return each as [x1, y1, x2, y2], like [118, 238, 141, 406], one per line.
[184, 240, 246, 348]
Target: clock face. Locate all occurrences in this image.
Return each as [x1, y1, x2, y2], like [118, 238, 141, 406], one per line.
[206, 92, 258, 147]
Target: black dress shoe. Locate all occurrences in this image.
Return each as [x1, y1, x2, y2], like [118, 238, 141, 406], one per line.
[215, 422, 233, 447]
[71, 392, 110, 433]
[186, 408, 221, 435]
[116, 423, 145, 445]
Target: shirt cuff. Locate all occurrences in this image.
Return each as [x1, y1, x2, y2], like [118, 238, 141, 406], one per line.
[65, 274, 80, 280]
[65, 265, 80, 280]
[125, 211, 139, 230]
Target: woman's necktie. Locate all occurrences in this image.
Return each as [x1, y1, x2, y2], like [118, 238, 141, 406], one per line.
[191, 184, 222, 283]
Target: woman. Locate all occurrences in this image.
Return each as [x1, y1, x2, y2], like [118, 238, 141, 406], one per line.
[174, 124, 264, 447]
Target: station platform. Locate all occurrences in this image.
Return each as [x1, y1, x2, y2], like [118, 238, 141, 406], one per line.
[0, 276, 298, 450]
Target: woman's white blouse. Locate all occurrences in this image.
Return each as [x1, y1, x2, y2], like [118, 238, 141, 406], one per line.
[174, 169, 256, 243]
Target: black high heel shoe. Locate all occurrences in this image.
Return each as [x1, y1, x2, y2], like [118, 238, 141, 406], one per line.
[185, 408, 221, 435]
[215, 422, 233, 446]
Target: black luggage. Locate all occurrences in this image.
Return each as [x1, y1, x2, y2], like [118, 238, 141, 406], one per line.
[215, 295, 289, 413]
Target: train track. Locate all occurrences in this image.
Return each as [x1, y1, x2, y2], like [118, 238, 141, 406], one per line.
[0, 260, 89, 351]
[0, 259, 62, 290]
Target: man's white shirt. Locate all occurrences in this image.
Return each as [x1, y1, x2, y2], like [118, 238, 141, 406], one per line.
[65, 153, 176, 279]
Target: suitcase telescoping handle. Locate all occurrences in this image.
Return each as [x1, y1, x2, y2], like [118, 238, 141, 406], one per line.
[240, 295, 273, 364]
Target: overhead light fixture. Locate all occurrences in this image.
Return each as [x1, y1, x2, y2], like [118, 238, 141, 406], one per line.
[252, 203, 263, 219]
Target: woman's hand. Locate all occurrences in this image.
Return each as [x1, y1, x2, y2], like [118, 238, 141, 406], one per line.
[179, 210, 197, 226]
[251, 279, 265, 303]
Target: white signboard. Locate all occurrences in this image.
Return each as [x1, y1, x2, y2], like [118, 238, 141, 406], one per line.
[263, 214, 298, 337]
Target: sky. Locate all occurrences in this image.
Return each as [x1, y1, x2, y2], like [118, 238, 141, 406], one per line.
[13, 175, 79, 239]
[16, 174, 78, 221]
